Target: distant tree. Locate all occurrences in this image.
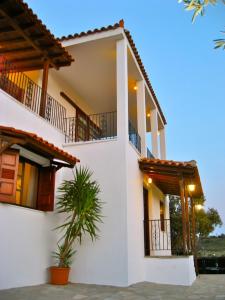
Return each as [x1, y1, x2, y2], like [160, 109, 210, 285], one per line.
[218, 233, 225, 238]
[169, 195, 223, 250]
[178, 0, 225, 50]
[196, 207, 223, 237]
[169, 196, 183, 252]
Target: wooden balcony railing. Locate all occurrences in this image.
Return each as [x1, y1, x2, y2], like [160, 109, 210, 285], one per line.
[0, 56, 66, 132]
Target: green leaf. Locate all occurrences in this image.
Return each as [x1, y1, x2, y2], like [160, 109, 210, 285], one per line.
[52, 166, 103, 267]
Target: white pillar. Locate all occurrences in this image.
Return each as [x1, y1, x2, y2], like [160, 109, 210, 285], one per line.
[116, 39, 128, 143]
[164, 195, 170, 219]
[137, 80, 147, 156]
[150, 108, 159, 158]
[159, 127, 166, 160]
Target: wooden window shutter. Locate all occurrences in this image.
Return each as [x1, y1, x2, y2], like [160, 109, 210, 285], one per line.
[0, 150, 19, 203]
[37, 166, 56, 212]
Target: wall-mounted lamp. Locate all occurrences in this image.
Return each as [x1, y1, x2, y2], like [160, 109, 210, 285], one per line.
[134, 86, 138, 91]
[148, 177, 152, 184]
[147, 113, 151, 117]
[195, 204, 203, 211]
[188, 184, 196, 192]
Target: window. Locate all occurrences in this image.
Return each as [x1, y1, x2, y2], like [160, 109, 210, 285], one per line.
[160, 201, 165, 231]
[16, 159, 39, 209]
[0, 150, 55, 211]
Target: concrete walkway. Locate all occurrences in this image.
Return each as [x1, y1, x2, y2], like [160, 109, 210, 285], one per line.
[0, 275, 225, 300]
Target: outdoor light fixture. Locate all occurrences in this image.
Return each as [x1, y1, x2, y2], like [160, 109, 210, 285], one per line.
[188, 184, 196, 192]
[148, 177, 152, 184]
[195, 204, 203, 211]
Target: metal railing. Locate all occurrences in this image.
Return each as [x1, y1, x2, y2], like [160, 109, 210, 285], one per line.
[129, 120, 141, 153]
[65, 111, 117, 143]
[144, 219, 171, 255]
[147, 147, 154, 159]
[0, 56, 66, 132]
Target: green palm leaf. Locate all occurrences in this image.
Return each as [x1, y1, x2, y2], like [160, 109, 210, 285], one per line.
[53, 166, 103, 267]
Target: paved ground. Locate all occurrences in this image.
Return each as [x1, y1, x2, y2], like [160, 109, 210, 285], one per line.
[0, 275, 225, 300]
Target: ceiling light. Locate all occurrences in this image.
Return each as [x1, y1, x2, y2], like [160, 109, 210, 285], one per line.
[188, 184, 196, 192]
[195, 204, 203, 211]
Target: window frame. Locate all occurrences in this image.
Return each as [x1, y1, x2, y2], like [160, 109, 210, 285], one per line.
[16, 156, 40, 209]
[0, 151, 55, 212]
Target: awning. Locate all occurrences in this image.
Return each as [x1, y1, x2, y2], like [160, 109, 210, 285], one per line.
[139, 158, 203, 198]
[0, 125, 79, 167]
[0, 0, 74, 71]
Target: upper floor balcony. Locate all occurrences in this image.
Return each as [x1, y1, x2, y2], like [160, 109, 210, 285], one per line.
[0, 20, 167, 159]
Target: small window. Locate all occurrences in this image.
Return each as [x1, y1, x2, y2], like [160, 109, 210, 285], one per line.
[0, 151, 55, 212]
[16, 159, 39, 209]
[160, 201, 165, 231]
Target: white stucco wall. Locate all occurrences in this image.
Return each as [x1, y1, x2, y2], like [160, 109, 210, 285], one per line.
[0, 90, 194, 290]
[0, 89, 65, 147]
[0, 92, 65, 289]
[126, 143, 145, 285]
[144, 256, 196, 286]
[63, 139, 129, 287]
[0, 205, 56, 289]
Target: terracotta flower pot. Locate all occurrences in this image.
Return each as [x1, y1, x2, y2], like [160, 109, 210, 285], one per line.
[49, 266, 70, 285]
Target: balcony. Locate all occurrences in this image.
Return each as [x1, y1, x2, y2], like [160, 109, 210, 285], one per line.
[0, 57, 67, 132]
[129, 120, 141, 153]
[65, 113, 142, 154]
[65, 111, 117, 143]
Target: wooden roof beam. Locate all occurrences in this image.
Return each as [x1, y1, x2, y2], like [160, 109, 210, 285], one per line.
[0, 8, 58, 69]
[140, 166, 195, 176]
[0, 47, 38, 56]
[0, 37, 26, 47]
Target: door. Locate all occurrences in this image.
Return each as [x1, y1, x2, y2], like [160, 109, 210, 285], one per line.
[143, 187, 150, 256]
[75, 108, 89, 141]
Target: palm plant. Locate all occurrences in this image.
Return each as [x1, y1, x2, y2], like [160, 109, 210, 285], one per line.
[53, 166, 102, 268]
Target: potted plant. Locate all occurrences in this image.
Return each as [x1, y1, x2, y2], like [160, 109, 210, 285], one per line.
[49, 166, 102, 285]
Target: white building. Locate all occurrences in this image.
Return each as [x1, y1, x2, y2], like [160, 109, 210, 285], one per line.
[0, 1, 203, 290]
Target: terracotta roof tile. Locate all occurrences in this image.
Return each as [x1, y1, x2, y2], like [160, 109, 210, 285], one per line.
[0, 125, 79, 165]
[58, 20, 166, 124]
[139, 157, 203, 197]
[59, 21, 123, 41]
[139, 157, 197, 168]
[2, 0, 74, 68]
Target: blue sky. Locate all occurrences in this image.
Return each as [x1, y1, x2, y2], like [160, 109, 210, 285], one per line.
[27, 0, 225, 233]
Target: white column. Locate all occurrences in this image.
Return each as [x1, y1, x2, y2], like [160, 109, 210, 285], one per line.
[150, 108, 159, 158]
[159, 127, 166, 160]
[164, 195, 170, 219]
[116, 39, 128, 143]
[137, 80, 147, 156]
